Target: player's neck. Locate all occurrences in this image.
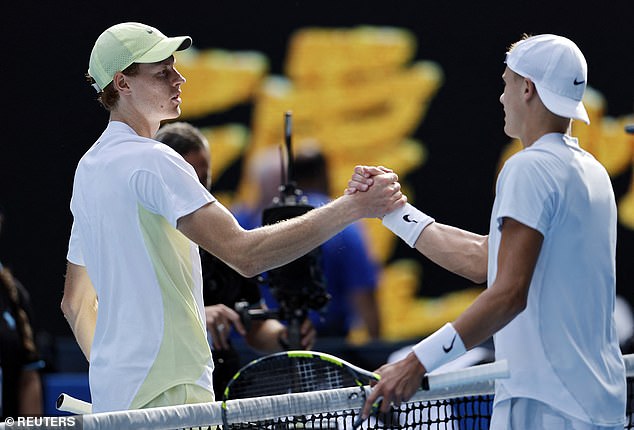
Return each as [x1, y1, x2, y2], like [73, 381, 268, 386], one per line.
[520, 114, 570, 148]
[110, 111, 159, 138]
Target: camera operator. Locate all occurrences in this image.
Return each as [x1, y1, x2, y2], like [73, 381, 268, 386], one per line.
[235, 143, 380, 340]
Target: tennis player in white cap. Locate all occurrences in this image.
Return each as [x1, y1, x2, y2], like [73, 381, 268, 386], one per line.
[61, 22, 405, 413]
[354, 34, 626, 429]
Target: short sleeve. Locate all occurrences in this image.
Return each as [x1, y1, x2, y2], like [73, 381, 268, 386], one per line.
[67, 220, 85, 266]
[494, 154, 555, 236]
[129, 146, 215, 227]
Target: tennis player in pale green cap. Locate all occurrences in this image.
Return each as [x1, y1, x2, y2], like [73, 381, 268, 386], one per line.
[61, 22, 405, 413]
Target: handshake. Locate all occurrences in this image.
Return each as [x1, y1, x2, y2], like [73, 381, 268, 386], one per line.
[344, 165, 434, 247]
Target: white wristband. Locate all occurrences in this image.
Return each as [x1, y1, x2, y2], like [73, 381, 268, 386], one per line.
[412, 323, 466, 373]
[382, 203, 434, 247]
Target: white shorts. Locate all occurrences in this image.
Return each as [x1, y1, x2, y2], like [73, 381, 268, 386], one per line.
[490, 397, 622, 430]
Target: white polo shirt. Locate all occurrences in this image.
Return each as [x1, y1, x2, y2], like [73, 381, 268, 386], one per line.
[67, 121, 215, 412]
[489, 133, 626, 427]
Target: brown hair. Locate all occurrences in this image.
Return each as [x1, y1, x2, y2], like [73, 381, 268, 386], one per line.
[86, 63, 141, 111]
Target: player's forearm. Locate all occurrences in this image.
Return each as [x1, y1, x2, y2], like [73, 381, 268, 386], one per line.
[237, 197, 357, 276]
[62, 296, 97, 360]
[180, 197, 359, 278]
[61, 263, 98, 360]
[415, 222, 488, 284]
[181, 173, 403, 277]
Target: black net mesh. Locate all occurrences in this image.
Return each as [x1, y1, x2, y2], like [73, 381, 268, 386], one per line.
[222, 395, 494, 429]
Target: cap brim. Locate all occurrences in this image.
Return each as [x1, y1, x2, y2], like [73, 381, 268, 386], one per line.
[535, 84, 590, 125]
[135, 36, 192, 64]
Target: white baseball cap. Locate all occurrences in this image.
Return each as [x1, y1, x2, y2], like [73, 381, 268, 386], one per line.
[88, 22, 192, 92]
[505, 34, 590, 124]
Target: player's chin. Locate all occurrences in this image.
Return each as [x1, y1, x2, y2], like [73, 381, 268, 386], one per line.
[164, 106, 182, 120]
[503, 123, 518, 139]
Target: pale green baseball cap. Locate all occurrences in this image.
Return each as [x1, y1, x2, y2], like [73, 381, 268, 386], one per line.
[88, 22, 192, 92]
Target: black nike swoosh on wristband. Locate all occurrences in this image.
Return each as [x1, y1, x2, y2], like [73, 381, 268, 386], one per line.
[403, 214, 418, 223]
[442, 334, 457, 353]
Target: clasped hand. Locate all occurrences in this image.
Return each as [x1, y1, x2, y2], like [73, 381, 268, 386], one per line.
[344, 166, 407, 218]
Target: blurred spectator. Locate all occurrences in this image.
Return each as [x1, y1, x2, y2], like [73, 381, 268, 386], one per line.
[152, 121, 211, 190]
[0, 207, 44, 417]
[235, 144, 381, 339]
[155, 122, 315, 395]
[616, 295, 634, 354]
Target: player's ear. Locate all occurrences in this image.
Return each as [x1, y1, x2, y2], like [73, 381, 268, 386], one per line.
[523, 78, 537, 100]
[112, 71, 131, 95]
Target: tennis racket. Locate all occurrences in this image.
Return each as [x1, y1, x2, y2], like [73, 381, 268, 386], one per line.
[221, 350, 380, 429]
[223, 350, 380, 399]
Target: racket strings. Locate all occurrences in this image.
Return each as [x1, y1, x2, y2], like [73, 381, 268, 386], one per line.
[227, 357, 361, 399]
[222, 354, 371, 429]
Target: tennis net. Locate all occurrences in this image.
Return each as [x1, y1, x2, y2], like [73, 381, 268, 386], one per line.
[45, 354, 634, 430]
